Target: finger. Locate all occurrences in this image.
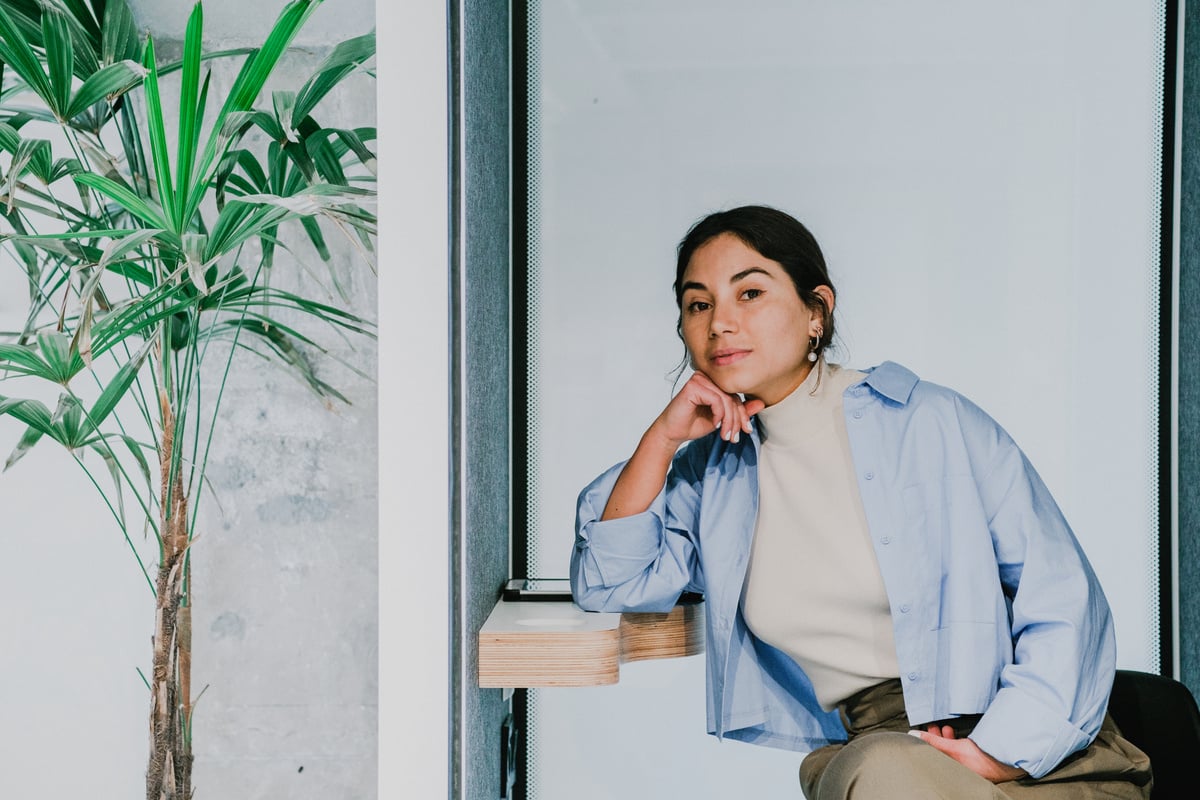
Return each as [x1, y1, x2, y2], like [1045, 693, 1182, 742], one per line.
[941, 725, 956, 740]
[685, 379, 726, 431]
[737, 398, 755, 434]
[917, 731, 960, 760]
[924, 724, 941, 737]
[725, 395, 742, 442]
[728, 397, 746, 440]
[744, 397, 766, 418]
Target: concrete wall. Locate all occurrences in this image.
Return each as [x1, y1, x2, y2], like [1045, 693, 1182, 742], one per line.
[0, 2, 378, 797]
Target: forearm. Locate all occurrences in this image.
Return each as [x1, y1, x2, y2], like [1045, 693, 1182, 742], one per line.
[601, 426, 680, 520]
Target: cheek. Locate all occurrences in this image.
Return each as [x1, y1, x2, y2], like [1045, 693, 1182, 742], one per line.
[680, 318, 706, 351]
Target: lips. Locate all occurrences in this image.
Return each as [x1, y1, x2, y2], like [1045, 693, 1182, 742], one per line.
[710, 348, 751, 367]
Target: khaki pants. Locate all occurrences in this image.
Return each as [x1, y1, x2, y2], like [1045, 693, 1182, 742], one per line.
[799, 680, 1152, 800]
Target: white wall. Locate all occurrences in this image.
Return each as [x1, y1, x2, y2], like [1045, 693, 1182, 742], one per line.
[523, 2, 1168, 797]
[383, 1, 451, 798]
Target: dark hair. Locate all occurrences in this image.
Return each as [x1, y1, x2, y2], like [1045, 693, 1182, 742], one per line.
[673, 205, 836, 357]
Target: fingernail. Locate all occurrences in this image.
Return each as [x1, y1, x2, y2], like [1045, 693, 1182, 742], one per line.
[732, 431, 740, 444]
[715, 420, 722, 430]
[908, 730, 924, 739]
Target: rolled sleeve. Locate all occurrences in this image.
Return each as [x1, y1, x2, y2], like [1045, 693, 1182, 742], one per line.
[574, 469, 668, 588]
[970, 685, 1093, 778]
[963, 398, 1115, 778]
[570, 447, 705, 613]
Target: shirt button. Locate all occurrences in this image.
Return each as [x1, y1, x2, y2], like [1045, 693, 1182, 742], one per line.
[899, 603, 910, 613]
[853, 410, 863, 419]
[880, 536, 891, 545]
[908, 672, 919, 681]
[864, 471, 875, 480]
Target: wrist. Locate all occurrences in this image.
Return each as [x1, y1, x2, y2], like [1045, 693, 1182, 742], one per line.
[641, 423, 684, 459]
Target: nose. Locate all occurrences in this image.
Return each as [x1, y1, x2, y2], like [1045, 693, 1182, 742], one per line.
[708, 301, 738, 338]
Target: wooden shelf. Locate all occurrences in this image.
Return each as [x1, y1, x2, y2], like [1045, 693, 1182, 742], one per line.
[477, 599, 705, 688]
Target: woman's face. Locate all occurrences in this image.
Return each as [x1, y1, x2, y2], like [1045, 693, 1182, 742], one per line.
[679, 233, 826, 406]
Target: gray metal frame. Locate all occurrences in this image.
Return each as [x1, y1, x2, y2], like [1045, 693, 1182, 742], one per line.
[1179, 0, 1200, 697]
[449, 1, 512, 799]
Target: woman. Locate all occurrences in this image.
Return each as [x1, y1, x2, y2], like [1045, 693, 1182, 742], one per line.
[569, 206, 1152, 799]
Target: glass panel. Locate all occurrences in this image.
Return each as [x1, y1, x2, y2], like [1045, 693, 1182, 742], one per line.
[521, 2, 1167, 796]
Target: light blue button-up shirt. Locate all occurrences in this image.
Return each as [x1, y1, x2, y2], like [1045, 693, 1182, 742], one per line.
[570, 362, 1115, 779]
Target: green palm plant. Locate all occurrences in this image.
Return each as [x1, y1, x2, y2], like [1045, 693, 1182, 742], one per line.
[0, 1, 376, 796]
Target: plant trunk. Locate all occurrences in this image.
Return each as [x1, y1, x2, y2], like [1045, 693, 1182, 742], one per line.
[147, 391, 193, 800]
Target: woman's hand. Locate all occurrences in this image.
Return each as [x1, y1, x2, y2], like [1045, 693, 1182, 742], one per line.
[648, 372, 766, 449]
[600, 372, 764, 521]
[916, 725, 1028, 784]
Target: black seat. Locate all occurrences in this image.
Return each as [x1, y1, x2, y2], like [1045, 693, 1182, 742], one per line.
[1107, 669, 1200, 800]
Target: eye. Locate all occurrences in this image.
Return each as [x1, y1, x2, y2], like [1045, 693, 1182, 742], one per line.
[741, 288, 764, 300]
[686, 300, 711, 313]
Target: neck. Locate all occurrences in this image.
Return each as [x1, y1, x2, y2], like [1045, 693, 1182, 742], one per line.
[751, 360, 820, 408]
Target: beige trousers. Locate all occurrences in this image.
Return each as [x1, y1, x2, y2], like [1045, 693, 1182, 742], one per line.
[799, 680, 1153, 800]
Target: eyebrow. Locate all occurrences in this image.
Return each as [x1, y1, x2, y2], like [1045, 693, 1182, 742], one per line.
[680, 267, 774, 294]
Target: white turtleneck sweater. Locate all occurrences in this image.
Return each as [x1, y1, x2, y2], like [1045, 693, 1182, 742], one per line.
[740, 362, 900, 710]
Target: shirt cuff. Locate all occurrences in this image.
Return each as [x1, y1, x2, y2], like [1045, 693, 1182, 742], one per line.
[575, 462, 667, 588]
[968, 686, 1091, 779]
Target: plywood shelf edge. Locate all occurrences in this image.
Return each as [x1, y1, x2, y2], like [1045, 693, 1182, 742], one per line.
[477, 599, 705, 688]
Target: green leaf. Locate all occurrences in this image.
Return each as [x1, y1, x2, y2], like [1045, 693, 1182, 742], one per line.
[8, 136, 51, 178]
[292, 32, 374, 125]
[280, 138, 316, 183]
[60, 0, 102, 48]
[4, 137, 50, 210]
[333, 127, 376, 175]
[85, 336, 153, 432]
[101, 0, 141, 64]
[52, 0, 103, 79]
[0, 342, 52, 379]
[175, 3, 204, 218]
[217, 319, 349, 403]
[0, 396, 56, 438]
[50, 393, 84, 448]
[97, 227, 167, 271]
[77, 139, 125, 183]
[272, 90, 298, 141]
[224, 1, 319, 113]
[67, 229, 162, 364]
[4, 424, 44, 471]
[300, 214, 330, 261]
[65, 59, 146, 119]
[207, 197, 287, 256]
[214, 147, 268, 207]
[184, 0, 322, 224]
[308, 133, 346, 185]
[140, 36, 177, 228]
[182, 232, 213, 294]
[1, 208, 40, 301]
[0, 122, 20, 154]
[46, 157, 82, 183]
[105, 260, 155, 287]
[42, 5, 75, 118]
[89, 439, 126, 528]
[0, 3, 53, 106]
[73, 173, 168, 228]
[110, 432, 153, 490]
[36, 331, 85, 384]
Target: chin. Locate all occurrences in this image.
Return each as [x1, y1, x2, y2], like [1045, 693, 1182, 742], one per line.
[709, 375, 751, 397]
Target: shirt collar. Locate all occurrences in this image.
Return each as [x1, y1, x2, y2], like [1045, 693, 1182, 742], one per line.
[859, 361, 920, 405]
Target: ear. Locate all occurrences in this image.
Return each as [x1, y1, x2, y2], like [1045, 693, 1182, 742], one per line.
[809, 285, 835, 331]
